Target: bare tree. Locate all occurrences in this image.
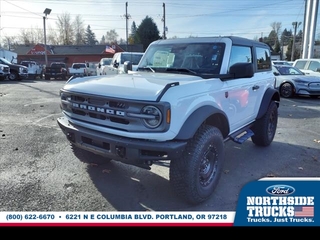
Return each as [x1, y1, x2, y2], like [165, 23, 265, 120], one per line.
[47, 26, 60, 45]
[1, 36, 18, 50]
[74, 15, 85, 45]
[270, 22, 282, 39]
[56, 12, 75, 45]
[18, 27, 44, 45]
[104, 29, 119, 44]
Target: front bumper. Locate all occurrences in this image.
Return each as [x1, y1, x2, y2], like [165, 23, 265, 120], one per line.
[19, 72, 28, 79]
[57, 116, 187, 166]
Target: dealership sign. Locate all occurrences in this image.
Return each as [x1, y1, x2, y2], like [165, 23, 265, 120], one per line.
[27, 44, 52, 55]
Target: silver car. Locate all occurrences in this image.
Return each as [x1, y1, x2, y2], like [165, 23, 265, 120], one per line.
[273, 65, 320, 98]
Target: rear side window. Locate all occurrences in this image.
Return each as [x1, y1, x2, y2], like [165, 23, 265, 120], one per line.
[294, 60, 307, 69]
[73, 64, 86, 68]
[308, 61, 320, 71]
[256, 47, 271, 70]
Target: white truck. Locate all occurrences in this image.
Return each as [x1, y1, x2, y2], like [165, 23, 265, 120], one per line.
[68, 63, 89, 78]
[102, 52, 143, 75]
[20, 60, 43, 79]
[57, 36, 280, 205]
[96, 58, 112, 75]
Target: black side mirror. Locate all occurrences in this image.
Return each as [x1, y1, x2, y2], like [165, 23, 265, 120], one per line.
[123, 61, 132, 73]
[98, 63, 101, 68]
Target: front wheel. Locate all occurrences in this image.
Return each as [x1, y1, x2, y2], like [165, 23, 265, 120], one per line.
[9, 71, 19, 81]
[280, 83, 294, 98]
[251, 101, 278, 146]
[169, 125, 225, 205]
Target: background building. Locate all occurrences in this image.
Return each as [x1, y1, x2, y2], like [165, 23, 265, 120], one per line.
[12, 43, 143, 67]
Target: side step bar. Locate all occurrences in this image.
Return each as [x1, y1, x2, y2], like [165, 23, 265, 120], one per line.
[230, 129, 254, 144]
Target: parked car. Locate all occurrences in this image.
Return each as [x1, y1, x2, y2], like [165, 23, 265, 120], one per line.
[292, 58, 320, 76]
[57, 36, 280, 205]
[272, 64, 320, 98]
[0, 63, 10, 80]
[102, 52, 143, 75]
[0, 57, 28, 80]
[68, 63, 89, 78]
[96, 58, 112, 75]
[44, 62, 68, 80]
[87, 62, 98, 76]
[272, 60, 291, 66]
[20, 60, 43, 79]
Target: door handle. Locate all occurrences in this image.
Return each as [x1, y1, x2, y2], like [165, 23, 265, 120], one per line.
[252, 85, 260, 90]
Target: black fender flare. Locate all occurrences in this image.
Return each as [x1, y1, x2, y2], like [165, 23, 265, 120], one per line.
[256, 88, 280, 119]
[175, 105, 229, 140]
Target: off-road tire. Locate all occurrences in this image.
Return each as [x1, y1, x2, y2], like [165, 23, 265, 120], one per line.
[71, 144, 112, 165]
[251, 101, 278, 146]
[169, 125, 225, 205]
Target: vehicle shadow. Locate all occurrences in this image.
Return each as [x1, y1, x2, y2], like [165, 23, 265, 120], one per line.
[76, 139, 320, 211]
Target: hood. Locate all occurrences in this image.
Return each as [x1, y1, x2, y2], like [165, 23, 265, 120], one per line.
[63, 72, 204, 101]
[278, 74, 320, 82]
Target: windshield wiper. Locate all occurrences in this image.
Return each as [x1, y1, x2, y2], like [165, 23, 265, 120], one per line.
[165, 68, 198, 75]
[137, 67, 155, 72]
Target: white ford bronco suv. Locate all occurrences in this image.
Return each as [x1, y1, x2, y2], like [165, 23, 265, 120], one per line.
[57, 36, 280, 205]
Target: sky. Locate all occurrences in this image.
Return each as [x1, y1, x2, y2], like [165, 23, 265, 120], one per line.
[0, 0, 319, 44]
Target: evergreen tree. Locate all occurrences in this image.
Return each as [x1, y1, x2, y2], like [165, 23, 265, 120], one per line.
[129, 21, 139, 44]
[100, 35, 106, 44]
[135, 16, 160, 51]
[84, 25, 98, 45]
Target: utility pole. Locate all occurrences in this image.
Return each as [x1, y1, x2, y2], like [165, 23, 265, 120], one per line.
[162, 3, 166, 39]
[125, 2, 130, 51]
[43, 8, 52, 67]
[291, 21, 301, 61]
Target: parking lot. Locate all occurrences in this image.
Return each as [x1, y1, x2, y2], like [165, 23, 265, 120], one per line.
[0, 79, 319, 212]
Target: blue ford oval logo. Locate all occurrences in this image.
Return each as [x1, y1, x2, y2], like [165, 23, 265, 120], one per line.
[266, 185, 295, 195]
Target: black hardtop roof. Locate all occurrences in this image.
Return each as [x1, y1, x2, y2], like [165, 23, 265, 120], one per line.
[152, 36, 270, 49]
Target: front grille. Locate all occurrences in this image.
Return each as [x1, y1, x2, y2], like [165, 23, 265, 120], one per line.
[60, 90, 170, 133]
[3, 66, 9, 73]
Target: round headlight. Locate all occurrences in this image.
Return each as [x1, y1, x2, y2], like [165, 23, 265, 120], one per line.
[141, 105, 162, 128]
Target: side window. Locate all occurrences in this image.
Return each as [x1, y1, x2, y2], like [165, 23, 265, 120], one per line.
[294, 60, 307, 69]
[308, 61, 320, 71]
[256, 47, 271, 70]
[229, 46, 252, 71]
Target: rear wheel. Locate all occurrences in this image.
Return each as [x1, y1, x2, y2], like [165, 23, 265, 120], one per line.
[251, 101, 278, 146]
[170, 125, 225, 205]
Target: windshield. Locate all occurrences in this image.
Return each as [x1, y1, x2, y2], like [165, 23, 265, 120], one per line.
[0, 57, 11, 65]
[273, 65, 304, 75]
[121, 53, 143, 65]
[102, 59, 112, 65]
[138, 43, 225, 74]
